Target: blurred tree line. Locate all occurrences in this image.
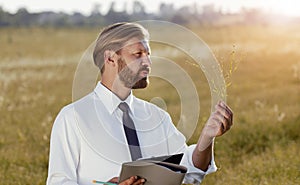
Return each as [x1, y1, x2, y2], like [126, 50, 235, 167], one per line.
[0, 1, 297, 27]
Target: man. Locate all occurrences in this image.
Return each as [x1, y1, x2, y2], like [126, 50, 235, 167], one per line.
[47, 22, 233, 185]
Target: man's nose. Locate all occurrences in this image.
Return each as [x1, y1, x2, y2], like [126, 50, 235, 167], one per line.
[141, 55, 151, 67]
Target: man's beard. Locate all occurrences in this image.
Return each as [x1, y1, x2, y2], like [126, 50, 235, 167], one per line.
[118, 57, 149, 89]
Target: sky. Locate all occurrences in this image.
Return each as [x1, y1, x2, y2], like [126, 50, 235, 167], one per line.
[0, 0, 299, 17]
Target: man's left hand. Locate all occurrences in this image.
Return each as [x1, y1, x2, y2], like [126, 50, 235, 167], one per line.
[205, 100, 233, 138]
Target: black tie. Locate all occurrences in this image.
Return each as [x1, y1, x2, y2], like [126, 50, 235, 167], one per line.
[119, 102, 142, 161]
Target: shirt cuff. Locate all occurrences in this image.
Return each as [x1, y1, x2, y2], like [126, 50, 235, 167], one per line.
[181, 144, 217, 185]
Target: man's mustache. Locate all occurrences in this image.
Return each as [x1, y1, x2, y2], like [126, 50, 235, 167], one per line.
[139, 65, 150, 73]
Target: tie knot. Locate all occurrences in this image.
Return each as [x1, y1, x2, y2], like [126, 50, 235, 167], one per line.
[119, 102, 130, 112]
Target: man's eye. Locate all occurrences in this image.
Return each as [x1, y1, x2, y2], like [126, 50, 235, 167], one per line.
[134, 52, 142, 57]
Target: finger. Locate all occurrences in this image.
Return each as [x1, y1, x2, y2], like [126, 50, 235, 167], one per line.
[216, 103, 231, 118]
[215, 104, 231, 123]
[215, 103, 233, 125]
[121, 176, 137, 185]
[214, 111, 230, 131]
[212, 110, 232, 134]
[108, 177, 118, 183]
[132, 178, 146, 185]
[219, 101, 233, 117]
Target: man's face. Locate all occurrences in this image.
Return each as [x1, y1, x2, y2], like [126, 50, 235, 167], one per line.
[117, 38, 151, 89]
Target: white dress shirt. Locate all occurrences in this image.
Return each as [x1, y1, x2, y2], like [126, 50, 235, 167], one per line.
[47, 82, 217, 185]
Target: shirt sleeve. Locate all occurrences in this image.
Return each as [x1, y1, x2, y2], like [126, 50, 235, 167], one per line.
[180, 144, 217, 185]
[164, 113, 217, 184]
[47, 107, 80, 185]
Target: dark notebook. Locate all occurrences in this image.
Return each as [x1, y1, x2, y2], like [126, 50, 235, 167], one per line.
[139, 153, 183, 164]
[119, 153, 187, 185]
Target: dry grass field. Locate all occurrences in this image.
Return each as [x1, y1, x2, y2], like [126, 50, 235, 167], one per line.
[0, 24, 299, 184]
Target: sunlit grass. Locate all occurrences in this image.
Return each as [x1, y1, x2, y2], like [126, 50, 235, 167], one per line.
[0, 25, 299, 184]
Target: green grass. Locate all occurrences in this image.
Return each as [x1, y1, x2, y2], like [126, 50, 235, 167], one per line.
[0, 25, 299, 184]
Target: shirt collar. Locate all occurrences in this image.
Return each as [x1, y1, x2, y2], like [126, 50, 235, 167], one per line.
[94, 82, 134, 114]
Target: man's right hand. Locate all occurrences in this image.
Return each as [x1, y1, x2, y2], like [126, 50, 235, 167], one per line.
[108, 176, 146, 185]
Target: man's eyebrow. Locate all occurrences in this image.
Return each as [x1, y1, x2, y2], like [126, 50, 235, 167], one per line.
[132, 48, 150, 54]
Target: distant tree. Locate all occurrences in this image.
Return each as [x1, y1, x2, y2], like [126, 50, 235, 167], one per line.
[159, 3, 175, 21]
[0, 2, 288, 28]
[132, 1, 145, 15]
[52, 13, 70, 27]
[13, 7, 35, 26]
[91, 3, 101, 16]
[200, 4, 221, 24]
[108, 1, 116, 13]
[202, 4, 215, 16]
[122, 1, 128, 14]
[88, 3, 104, 26]
[171, 6, 191, 25]
[0, 6, 10, 26]
[105, 1, 130, 24]
[70, 12, 86, 26]
[130, 0, 147, 21]
[241, 8, 267, 25]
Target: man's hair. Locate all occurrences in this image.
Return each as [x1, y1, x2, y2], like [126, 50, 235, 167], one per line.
[93, 22, 149, 73]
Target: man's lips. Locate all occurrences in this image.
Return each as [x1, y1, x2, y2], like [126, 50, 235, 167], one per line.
[140, 70, 149, 76]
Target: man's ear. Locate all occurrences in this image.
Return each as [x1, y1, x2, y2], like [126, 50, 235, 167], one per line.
[104, 50, 117, 66]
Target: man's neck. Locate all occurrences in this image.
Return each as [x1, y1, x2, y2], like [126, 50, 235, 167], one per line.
[101, 80, 131, 101]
